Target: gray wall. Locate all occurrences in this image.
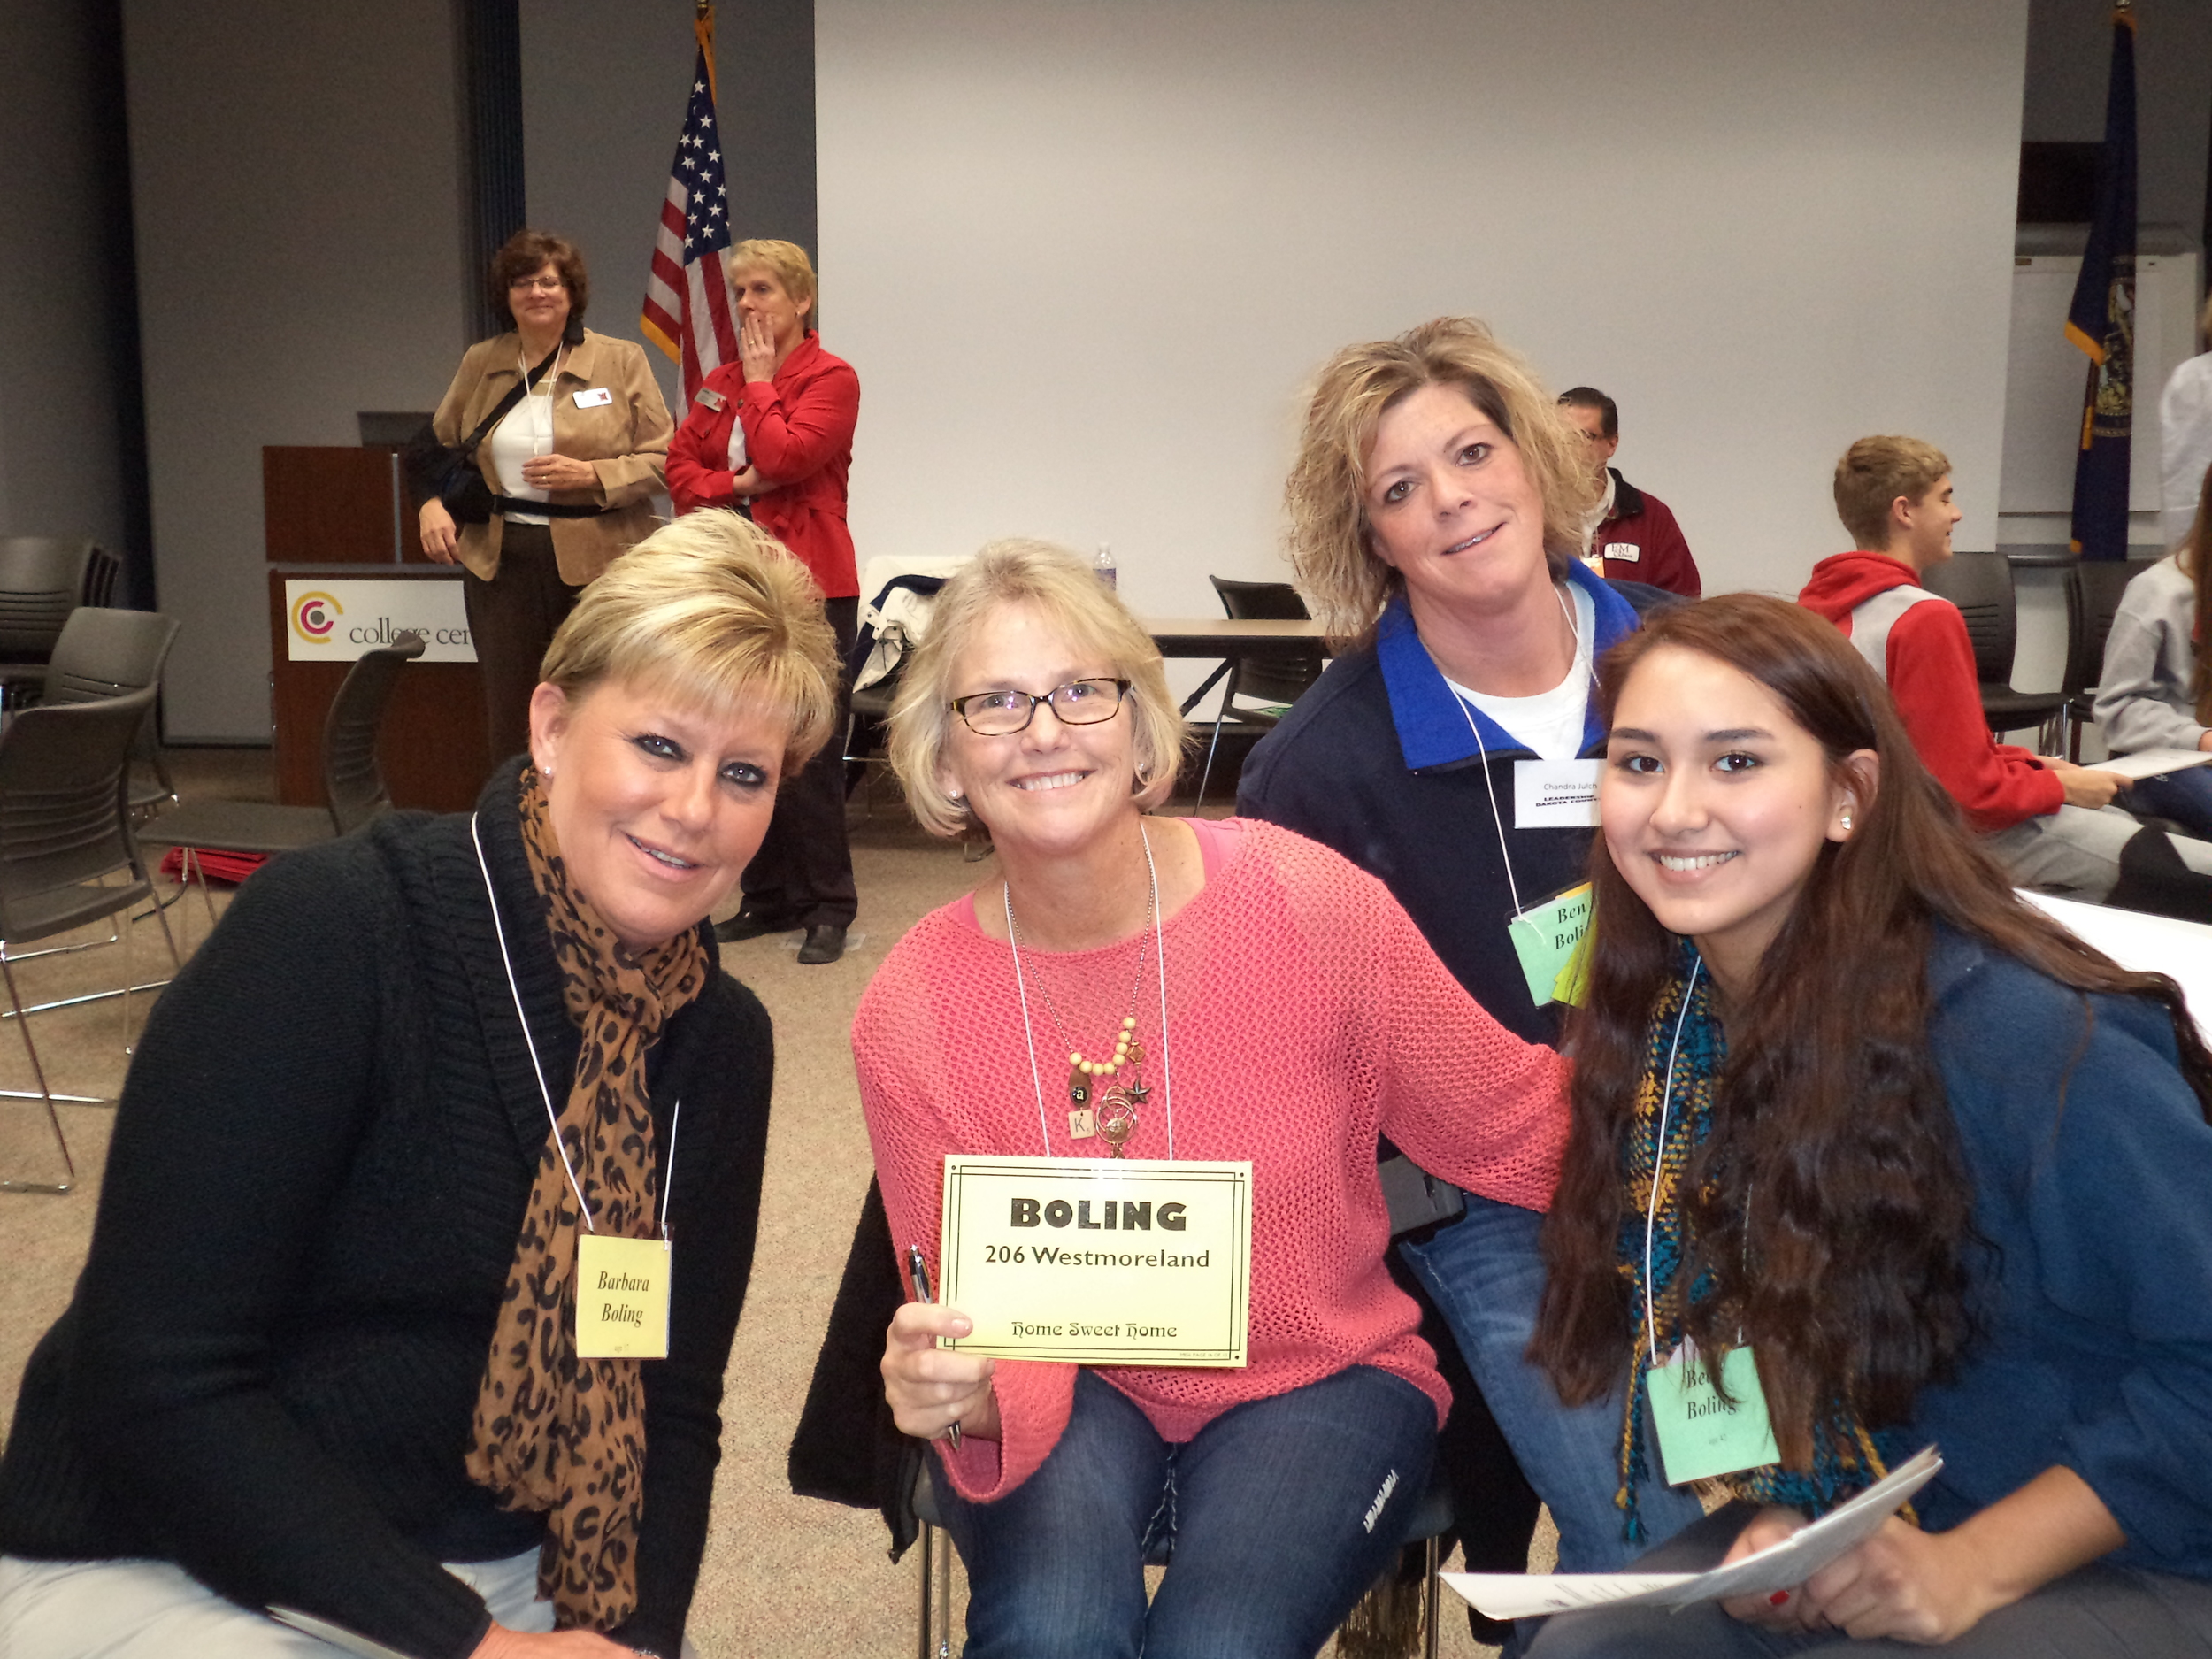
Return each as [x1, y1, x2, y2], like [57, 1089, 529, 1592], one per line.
[123, 0, 469, 740]
[521, 0, 817, 419]
[62, 0, 2199, 739]
[0, 0, 142, 573]
[2023, 0, 2212, 244]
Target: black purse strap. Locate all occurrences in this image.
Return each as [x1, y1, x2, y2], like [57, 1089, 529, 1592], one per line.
[460, 342, 564, 456]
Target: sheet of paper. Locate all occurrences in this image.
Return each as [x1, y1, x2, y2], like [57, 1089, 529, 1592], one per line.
[1442, 1445, 1942, 1622]
[2098, 748, 2212, 780]
[938, 1155, 1252, 1365]
[268, 1609, 413, 1658]
[2022, 890, 2212, 1043]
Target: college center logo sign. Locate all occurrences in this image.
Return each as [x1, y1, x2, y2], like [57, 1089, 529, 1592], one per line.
[290, 590, 342, 645]
[280, 580, 477, 664]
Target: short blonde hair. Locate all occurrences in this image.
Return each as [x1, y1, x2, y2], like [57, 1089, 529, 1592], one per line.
[540, 510, 840, 774]
[888, 541, 1190, 839]
[1833, 436, 1952, 552]
[1284, 317, 1599, 646]
[728, 238, 817, 319]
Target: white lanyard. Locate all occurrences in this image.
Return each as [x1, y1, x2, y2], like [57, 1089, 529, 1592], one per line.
[470, 811, 676, 1240]
[1444, 580, 1584, 917]
[1005, 820, 1176, 1160]
[516, 344, 567, 456]
[1640, 954, 1701, 1364]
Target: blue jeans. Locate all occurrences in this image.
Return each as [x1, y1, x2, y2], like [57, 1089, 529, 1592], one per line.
[1396, 1194, 1704, 1573]
[2126, 764, 2212, 841]
[932, 1365, 1435, 1659]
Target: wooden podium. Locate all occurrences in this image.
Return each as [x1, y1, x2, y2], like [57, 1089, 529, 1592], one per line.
[264, 447, 489, 812]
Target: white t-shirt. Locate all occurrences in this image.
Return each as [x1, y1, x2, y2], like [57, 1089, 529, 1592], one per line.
[2161, 352, 2212, 551]
[1445, 581, 1596, 761]
[485, 382, 556, 526]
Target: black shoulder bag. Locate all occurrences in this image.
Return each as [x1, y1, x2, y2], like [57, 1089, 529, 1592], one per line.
[403, 344, 563, 526]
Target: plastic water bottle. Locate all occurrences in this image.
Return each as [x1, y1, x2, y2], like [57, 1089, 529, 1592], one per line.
[1094, 543, 1118, 590]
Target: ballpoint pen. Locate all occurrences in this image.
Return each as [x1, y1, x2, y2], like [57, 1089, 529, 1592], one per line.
[906, 1243, 962, 1449]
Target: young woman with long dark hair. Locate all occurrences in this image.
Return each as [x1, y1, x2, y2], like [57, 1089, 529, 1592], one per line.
[1525, 594, 2212, 1655]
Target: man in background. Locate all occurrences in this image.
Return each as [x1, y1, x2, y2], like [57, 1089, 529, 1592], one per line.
[1799, 434, 2212, 922]
[1557, 386, 1701, 595]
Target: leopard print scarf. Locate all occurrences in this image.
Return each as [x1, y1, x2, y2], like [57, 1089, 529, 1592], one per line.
[465, 765, 710, 1629]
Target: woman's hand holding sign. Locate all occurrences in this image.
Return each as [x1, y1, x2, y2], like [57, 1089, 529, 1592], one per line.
[883, 1302, 1001, 1443]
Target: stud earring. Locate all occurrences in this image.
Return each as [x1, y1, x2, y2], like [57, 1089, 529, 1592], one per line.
[1839, 810, 1854, 832]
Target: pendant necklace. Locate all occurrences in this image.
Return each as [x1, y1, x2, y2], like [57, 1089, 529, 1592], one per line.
[1005, 822, 1173, 1159]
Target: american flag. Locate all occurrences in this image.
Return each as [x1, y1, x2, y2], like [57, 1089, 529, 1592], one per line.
[641, 48, 738, 404]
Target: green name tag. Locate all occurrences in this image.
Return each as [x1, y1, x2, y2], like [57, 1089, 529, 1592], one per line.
[1648, 1343, 1780, 1486]
[1509, 881, 1594, 1008]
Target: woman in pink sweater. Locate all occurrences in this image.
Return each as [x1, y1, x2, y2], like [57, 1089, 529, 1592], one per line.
[857, 541, 1571, 1658]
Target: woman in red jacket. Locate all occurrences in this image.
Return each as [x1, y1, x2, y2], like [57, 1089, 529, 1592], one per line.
[668, 238, 861, 964]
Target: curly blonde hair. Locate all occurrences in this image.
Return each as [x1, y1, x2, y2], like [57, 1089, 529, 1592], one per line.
[887, 541, 1190, 839]
[1283, 317, 1598, 646]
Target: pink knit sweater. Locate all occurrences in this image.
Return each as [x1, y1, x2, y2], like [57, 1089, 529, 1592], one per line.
[852, 818, 1569, 1502]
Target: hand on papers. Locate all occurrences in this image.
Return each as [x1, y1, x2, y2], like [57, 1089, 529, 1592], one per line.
[883, 1302, 1002, 1442]
[1723, 1513, 1994, 1644]
[1716, 1509, 1992, 1640]
[2047, 759, 2128, 810]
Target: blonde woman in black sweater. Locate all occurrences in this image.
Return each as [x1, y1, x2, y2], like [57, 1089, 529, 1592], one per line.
[0, 513, 834, 1659]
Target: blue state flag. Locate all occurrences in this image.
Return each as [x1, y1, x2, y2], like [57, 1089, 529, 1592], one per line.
[2066, 2, 2138, 562]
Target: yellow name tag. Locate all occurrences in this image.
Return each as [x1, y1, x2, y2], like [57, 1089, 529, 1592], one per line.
[939, 1155, 1252, 1367]
[574, 1233, 671, 1359]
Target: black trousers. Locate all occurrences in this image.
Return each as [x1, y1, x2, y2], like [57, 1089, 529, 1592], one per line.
[461, 522, 580, 768]
[740, 595, 858, 929]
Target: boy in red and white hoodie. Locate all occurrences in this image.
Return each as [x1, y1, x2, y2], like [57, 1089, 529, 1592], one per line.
[1799, 434, 2212, 921]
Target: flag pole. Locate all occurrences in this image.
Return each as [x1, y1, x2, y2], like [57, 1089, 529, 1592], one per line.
[696, 1, 717, 103]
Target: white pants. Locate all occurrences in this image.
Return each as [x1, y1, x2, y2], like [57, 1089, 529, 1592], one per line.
[0, 1549, 703, 1657]
[1984, 803, 2212, 902]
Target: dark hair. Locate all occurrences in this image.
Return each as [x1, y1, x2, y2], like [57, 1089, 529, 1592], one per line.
[1557, 386, 1618, 440]
[488, 228, 588, 337]
[1531, 593, 2212, 1465]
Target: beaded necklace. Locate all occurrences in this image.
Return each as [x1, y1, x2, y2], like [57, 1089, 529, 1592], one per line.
[1005, 822, 1174, 1158]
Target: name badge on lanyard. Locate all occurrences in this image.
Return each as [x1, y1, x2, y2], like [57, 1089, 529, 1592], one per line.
[1647, 1338, 1781, 1485]
[1509, 881, 1594, 1007]
[575, 1233, 672, 1359]
[1514, 758, 1601, 828]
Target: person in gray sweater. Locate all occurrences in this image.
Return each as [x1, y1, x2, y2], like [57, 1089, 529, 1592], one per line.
[2093, 543, 2212, 839]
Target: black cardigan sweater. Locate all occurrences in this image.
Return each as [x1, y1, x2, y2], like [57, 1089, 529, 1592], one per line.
[0, 769, 772, 1659]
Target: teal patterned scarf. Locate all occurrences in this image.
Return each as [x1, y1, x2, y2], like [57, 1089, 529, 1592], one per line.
[1612, 945, 1909, 1542]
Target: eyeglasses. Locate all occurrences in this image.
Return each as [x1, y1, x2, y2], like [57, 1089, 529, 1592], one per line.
[950, 678, 1130, 735]
[509, 275, 566, 294]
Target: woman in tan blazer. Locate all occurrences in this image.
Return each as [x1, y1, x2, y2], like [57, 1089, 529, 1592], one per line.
[420, 229, 672, 763]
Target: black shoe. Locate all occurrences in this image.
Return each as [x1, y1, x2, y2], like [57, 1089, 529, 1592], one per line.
[795, 923, 848, 965]
[714, 911, 800, 944]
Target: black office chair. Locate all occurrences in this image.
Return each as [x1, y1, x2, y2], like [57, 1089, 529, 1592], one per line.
[1193, 578, 1324, 810]
[139, 634, 426, 923]
[39, 608, 186, 816]
[0, 684, 182, 1194]
[0, 538, 101, 709]
[1918, 551, 2071, 747]
[2067, 555, 2167, 761]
